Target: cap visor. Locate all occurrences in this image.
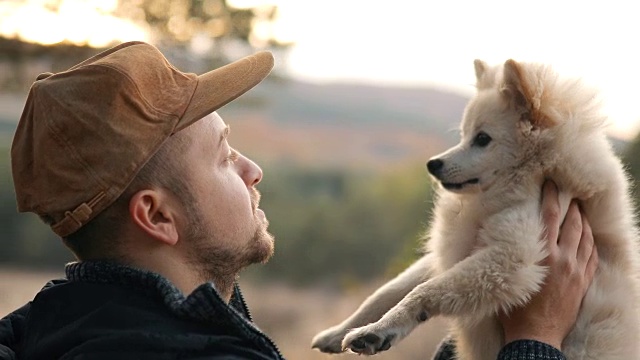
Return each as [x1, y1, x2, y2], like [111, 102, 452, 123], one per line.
[175, 50, 274, 132]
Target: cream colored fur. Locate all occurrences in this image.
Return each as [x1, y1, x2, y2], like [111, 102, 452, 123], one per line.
[311, 59, 640, 359]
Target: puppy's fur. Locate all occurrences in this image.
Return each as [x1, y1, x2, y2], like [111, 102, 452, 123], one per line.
[312, 59, 640, 359]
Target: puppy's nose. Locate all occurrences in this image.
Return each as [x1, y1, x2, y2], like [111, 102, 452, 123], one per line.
[426, 159, 443, 175]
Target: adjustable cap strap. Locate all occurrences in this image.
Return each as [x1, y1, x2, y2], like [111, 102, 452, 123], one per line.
[51, 191, 107, 237]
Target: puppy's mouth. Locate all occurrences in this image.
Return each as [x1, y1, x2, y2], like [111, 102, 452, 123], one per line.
[441, 178, 479, 190]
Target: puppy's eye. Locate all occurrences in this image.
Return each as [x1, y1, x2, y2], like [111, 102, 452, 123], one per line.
[473, 132, 492, 147]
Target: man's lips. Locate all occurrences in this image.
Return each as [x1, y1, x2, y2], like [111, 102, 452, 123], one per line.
[255, 208, 265, 220]
[442, 178, 479, 190]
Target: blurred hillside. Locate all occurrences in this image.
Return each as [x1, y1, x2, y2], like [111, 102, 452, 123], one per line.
[221, 78, 640, 167]
[1, 76, 636, 287]
[2, 62, 640, 360]
[212, 79, 468, 167]
[0, 77, 468, 165]
[1, 71, 636, 283]
[4, 78, 629, 167]
[0, 79, 468, 286]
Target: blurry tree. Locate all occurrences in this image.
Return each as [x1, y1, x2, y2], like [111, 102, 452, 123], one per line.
[246, 164, 434, 287]
[0, 141, 434, 285]
[0, 38, 99, 91]
[115, 0, 287, 48]
[0, 0, 291, 91]
[0, 145, 73, 268]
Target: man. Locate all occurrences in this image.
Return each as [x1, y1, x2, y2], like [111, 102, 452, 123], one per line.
[3, 41, 281, 359]
[0, 41, 595, 359]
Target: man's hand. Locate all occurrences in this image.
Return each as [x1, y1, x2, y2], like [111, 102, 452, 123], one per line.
[499, 181, 599, 349]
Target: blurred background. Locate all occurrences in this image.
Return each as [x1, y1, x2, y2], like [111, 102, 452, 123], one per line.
[1, 0, 640, 359]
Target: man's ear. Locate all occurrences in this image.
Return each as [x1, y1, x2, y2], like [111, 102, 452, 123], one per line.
[129, 189, 180, 246]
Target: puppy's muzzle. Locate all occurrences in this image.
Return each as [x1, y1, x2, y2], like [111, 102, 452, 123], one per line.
[427, 159, 444, 177]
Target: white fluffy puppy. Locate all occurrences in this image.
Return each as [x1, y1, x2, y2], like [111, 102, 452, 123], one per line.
[312, 59, 640, 360]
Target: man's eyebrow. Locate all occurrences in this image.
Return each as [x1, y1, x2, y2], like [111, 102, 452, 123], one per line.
[219, 124, 230, 147]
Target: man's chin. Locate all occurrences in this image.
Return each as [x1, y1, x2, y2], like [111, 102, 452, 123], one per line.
[255, 208, 266, 221]
[250, 227, 275, 264]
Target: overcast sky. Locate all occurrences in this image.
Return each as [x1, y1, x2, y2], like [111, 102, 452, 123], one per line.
[2, 0, 638, 139]
[268, 0, 640, 139]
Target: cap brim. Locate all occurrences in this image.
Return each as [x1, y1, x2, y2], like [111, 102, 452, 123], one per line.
[175, 50, 274, 132]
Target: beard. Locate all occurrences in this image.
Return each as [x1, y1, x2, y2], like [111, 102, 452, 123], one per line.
[184, 189, 275, 287]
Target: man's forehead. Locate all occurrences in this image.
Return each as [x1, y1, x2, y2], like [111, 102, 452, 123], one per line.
[209, 112, 227, 131]
[198, 113, 230, 149]
[193, 112, 226, 134]
[212, 118, 230, 145]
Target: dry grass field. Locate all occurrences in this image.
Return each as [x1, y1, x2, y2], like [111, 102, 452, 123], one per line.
[0, 268, 450, 359]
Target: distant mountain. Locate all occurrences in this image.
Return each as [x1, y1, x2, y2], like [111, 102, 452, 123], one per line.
[252, 80, 468, 132]
[0, 79, 630, 168]
[221, 79, 632, 168]
[220, 79, 470, 168]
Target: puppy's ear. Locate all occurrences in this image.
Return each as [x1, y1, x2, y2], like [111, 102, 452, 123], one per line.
[501, 59, 529, 112]
[474, 59, 492, 89]
[501, 59, 554, 129]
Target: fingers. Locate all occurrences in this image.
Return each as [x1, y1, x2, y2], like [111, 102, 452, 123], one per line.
[541, 181, 561, 246]
[558, 201, 582, 254]
[556, 201, 599, 297]
[578, 216, 599, 301]
[582, 210, 599, 284]
[584, 244, 599, 286]
[576, 212, 594, 266]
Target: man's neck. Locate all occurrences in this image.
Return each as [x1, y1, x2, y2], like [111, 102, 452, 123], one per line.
[140, 258, 237, 302]
[207, 274, 236, 303]
[116, 232, 239, 303]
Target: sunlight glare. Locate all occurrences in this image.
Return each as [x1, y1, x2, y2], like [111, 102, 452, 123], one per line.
[0, 0, 147, 47]
[269, 0, 640, 140]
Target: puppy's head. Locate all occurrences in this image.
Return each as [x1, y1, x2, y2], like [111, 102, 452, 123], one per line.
[427, 59, 557, 194]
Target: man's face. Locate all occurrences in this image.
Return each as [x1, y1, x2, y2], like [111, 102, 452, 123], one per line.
[178, 112, 274, 278]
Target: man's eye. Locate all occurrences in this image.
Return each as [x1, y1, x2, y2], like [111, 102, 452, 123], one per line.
[225, 150, 239, 164]
[473, 132, 492, 147]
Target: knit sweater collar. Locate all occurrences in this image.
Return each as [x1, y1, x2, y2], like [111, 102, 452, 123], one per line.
[65, 261, 252, 323]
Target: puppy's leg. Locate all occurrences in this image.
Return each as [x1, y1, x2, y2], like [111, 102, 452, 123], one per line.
[311, 253, 436, 353]
[343, 213, 547, 355]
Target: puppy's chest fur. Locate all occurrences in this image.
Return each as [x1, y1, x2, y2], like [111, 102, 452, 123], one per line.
[425, 183, 540, 273]
[429, 194, 501, 272]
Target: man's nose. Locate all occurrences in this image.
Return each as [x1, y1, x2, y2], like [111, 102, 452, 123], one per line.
[240, 154, 263, 186]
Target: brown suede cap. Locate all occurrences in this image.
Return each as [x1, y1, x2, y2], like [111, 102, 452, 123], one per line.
[11, 41, 274, 237]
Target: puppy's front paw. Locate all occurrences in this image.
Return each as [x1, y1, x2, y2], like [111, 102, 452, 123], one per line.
[342, 326, 397, 355]
[341, 309, 429, 355]
[311, 325, 350, 354]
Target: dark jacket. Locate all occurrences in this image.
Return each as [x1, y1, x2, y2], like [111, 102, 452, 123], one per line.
[0, 261, 284, 360]
[432, 337, 566, 360]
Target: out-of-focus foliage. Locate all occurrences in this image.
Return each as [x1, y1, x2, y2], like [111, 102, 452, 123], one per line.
[0, 38, 100, 91]
[0, 142, 432, 286]
[115, 0, 287, 48]
[0, 0, 290, 91]
[0, 0, 428, 289]
[246, 164, 433, 286]
[0, 144, 75, 268]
